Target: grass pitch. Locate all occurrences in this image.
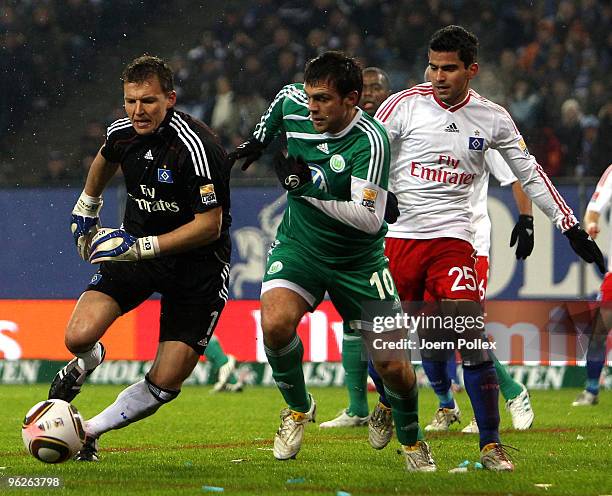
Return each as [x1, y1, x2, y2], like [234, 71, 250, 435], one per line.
[1, 385, 611, 495]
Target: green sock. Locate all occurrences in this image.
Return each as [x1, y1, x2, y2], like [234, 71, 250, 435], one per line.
[342, 334, 369, 417]
[384, 383, 424, 446]
[204, 337, 237, 384]
[204, 336, 227, 369]
[265, 334, 310, 412]
[492, 353, 523, 400]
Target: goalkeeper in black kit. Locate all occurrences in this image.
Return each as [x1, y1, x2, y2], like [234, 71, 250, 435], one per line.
[48, 55, 231, 461]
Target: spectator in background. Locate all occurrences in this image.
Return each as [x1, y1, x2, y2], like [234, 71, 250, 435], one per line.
[556, 99, 584, 176]
[508, 80, 542, 134]
[3, 0, 612, 184]
[42, 151, 77, 187]
[211, 76, 239, 147]
[578, 115, 600, 177]
[592, 103, 612, 177]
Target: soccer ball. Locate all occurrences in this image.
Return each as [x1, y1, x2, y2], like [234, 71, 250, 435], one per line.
[22, 399, 86, 463]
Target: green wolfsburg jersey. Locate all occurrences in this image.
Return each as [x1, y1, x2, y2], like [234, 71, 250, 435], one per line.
[253, 83, 391, 266]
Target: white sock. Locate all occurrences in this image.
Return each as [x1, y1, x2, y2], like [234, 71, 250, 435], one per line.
[85, 379, 167, 438]
[76, 342, 103, 371]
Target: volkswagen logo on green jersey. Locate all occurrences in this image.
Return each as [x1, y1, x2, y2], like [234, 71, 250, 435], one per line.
[329, 154, 346, 173]
[267, 261, 283, 274]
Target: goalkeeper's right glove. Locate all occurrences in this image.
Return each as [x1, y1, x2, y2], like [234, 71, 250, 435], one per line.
[226, 138, 265, 171]
[71, 191, 103, 261]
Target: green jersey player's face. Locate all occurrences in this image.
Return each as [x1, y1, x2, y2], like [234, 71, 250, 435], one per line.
[123, 75, 177, 135]
[304, 80, 359, 134]
[428, 50, 478, 106]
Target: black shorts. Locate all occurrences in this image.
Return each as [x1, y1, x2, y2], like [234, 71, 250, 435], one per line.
[85, 250, 230, 355]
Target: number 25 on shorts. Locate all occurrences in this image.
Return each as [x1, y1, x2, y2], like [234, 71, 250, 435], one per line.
[447, 266, 477, 292]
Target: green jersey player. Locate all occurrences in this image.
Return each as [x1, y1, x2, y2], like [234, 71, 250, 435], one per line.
[228, 51, 435, 472]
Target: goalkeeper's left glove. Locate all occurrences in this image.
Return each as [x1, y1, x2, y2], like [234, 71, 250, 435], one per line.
[509, 214, 534, 259]
[564, 224, 606, 274]
[88, 228, 159, 263]
[273, 151, 312, 191]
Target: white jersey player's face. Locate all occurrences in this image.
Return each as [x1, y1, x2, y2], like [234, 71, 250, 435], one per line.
[124, 75, 177, 135]
[428, 50, 478, 106]
[304, 80, 358, 134]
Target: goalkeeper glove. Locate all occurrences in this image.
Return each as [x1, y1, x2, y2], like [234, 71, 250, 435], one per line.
[89, 228, 159, 263]
[509, 214, 534, 259]
[71, 191, 103, 261]
[226, 138, 265, 171]
[564, 224, 606, 274]
[273, 151, 312, 191]
[384, 191, 400, 224]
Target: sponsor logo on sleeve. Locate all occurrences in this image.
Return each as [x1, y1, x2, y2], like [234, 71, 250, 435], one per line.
[468, 137, 485, 151]
[361, 188, 378, 212]
[518, 138, 530, 157]
[157, 168, 173, 183]
[200, 184, 217, 205]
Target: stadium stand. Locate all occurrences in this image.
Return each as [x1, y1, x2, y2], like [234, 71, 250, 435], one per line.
[0, 0, 610, 185]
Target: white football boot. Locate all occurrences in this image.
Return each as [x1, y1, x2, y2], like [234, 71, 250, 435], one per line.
[572, 390, 599, 406]
[368, 402, 394, 449]
[402, 441, 437, 472]
[505, 384, 534, 429]
[461, 417, 479, 434]
[273, 394, 316, 460]
[480, 443, 514, 471]
[213, 355, 237, 392]
[320, 409, 368, 428]
[424, 405, 461, 432]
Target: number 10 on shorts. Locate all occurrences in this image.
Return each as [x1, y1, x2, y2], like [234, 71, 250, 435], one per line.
[370, 268, 395, 299]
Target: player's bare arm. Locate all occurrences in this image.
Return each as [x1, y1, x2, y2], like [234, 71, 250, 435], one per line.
[156, 208, 222, 255]
[584, 210, 600, 239]
[511, 182, 532, 216]
[83, 149, 120, 197]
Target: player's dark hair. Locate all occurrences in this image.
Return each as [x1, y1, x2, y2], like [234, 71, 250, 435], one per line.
[429, 25, 479, 68]
[363, 67, 391, 91]
[304, 51, 363, 99]
[122, 55, 174, 92]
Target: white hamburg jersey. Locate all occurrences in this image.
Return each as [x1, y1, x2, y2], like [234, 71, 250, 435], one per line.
[472, 150, 517, 257]
[586, 164, 612, 273]
[375, 82, 577, 244]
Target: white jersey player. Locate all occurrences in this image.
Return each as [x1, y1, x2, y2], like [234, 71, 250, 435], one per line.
[572, 163, 612, 406]
[375, 25, 604, 472]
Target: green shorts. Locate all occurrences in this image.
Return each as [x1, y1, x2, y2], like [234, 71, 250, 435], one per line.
[262, 239, 400, 331]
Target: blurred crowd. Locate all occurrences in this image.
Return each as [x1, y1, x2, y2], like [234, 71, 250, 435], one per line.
[3, 0, 611, 185]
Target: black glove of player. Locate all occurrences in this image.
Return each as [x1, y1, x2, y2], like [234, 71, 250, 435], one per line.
[564, 224, 606, 274]
[509, 214, 534, 259]
[384, 191, 400, 224]
[273, 151, 311, 191]
[226, 138, 265, 171]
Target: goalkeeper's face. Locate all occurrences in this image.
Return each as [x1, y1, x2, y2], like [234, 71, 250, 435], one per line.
[305, 81, 359, 134]
[124, 75, 177, 135]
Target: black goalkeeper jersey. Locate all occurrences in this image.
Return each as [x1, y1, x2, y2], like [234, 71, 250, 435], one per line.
[100, 108, 231, 260]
